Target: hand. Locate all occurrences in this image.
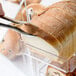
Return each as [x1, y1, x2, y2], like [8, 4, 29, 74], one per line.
[0, 3, 4, 17]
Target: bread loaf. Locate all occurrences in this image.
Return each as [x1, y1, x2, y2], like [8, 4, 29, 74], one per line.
[21, 1, 76, 60]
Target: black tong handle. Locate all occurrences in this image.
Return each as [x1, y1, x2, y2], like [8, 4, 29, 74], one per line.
[0, 23, 35, 36]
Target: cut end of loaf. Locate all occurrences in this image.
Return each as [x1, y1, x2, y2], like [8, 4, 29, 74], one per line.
[21, 35, 59, 60]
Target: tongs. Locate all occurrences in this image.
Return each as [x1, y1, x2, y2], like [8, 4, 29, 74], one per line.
[0, 16, 35, 36]
[0, 16, 36, 36]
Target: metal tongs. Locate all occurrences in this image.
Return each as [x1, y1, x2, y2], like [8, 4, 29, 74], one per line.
[0, 3, 35, 36]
